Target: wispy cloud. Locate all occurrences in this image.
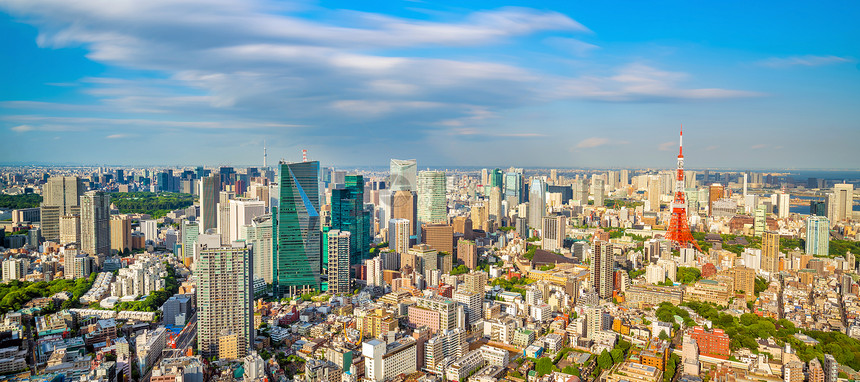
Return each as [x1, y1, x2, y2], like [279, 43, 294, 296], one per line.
[577, 137, 610, 148]
[106, 134, 132, 139]
[750, 143, 768, 149]
[757, 55, 854, 68]
[658, 141, 675, 151]
[10, 125, 33, 132]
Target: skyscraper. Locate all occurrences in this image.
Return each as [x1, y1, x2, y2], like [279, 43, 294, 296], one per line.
[647, 175, 661, 212]
[40, 176, 84, 242]
[592, 178, 605, 207]
[275, 161, 321, 296]
[389, 218, 411, 255]
[805, 216, 830, 256]
[528, 178, 545, 229]
[110, 216, 131, 254]
[761, 232, 780, 275]
[488, 187, 503, 224]
[228, 199, 266, 243]
[708, 184, 724, 216]
[181, 221, 199, 264]
[390, 159, 417, 192]
[504, 171, 523, 204]
[541, 215, 566, 252]
[828, 183, 854, 223]
[242, 215, 274, 284]
[392, 190, 417, 236]
[196, 235, 254, 359]
[217, 191, 235, 244]
[326, 229, 351, 294]
[199, 175, 220, 234]
[417, 171, 447, 226]
[330, 175, 371, 265]
[80, 191, 111, 256]
[573, 178, 588, 206]
[590, 240, 613, 299]
[490, 169, 503, 189]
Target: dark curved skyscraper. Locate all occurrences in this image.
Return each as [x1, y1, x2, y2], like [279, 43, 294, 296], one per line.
[275, 160, 321, 296]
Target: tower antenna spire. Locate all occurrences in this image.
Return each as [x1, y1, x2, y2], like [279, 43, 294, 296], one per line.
[666, 124, 702, 252]
[263, 139, 268, 168]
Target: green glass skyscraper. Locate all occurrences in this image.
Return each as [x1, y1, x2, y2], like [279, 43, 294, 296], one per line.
[330, 175, 371, 266]
[275, 161, 321, 296]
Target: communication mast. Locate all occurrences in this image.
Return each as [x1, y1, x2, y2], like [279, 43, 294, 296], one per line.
[665, 127, 703, 251]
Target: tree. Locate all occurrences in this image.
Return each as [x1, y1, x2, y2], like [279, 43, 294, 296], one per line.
[562, 366, 579, 376]
[610, 349, 624, 364]
[535, 357, 555, 376]
[597, 350, 612, 370]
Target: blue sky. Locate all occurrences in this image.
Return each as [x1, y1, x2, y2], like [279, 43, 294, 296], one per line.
[1, 0, 858, 168]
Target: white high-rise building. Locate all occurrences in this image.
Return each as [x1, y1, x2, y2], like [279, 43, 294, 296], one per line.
[528, 178, 546, 229]
[363, 338, 417, 382]
[241, 215, 274, 284]
[777, 192, 790, 219]
[228, 199, 266, 243]
[140, 219, 157, 244]
[388, 218, 411, 254]
[541, 215, 566, 252]
[805, 216, 830, 256]
[366, 257, 383, 287]
[828, 184, 854, 223]
[390, 159, 418, 192]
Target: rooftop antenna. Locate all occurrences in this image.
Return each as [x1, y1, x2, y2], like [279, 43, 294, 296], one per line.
[302, 149, 308, 162]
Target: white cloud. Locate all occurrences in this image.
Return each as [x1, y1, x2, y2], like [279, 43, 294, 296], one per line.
[750, 144, 768, 149]
[106, 134, 131, 139]
[10, 124, 33, 132]
[0, 0, 760, 143]
[757, 55, 854, 68]
[658, 141, 675, 151]
[577, 137, 610, 148]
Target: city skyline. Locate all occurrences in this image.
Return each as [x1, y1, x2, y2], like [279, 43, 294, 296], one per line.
[1, 1, 859, 168]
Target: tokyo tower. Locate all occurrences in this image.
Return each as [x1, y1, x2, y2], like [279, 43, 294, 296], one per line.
[665, 127, 702, 252]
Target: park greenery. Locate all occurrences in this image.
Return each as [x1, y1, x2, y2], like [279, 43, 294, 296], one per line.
[0, 272, 96, 314]
[109, 192, 195, 218]
[591, 338, 631, 378]
[490, 276, 533, 297]
[535, 356, 557, 376]
[628, 269, 646, 279]
[450, 264, 470, 275]
[681, 301, 860, 370]
[676, 267, 702, 284]
[0, 193, 42, 210]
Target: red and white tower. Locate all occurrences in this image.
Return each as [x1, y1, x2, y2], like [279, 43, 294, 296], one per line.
[665, 127, 702, 251]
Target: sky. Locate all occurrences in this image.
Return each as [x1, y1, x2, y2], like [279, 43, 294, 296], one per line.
[1, 0, 859, 169]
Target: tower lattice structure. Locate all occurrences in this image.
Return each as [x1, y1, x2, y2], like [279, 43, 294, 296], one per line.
[665, 128, 702, 252]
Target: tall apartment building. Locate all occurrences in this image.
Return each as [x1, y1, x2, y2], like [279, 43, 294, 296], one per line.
[389, 218, 411, 255]
[425, 328, 466, 373]
[457, 239, 477, 270]
[453, 291, 482, 325]
[409, 296, 458, 333]
[463, 272, 487, 295]
[761, 232, 780, 275]
[217, 191, 235, 244]
[80, 191, 111, 256]
[708, 184, 725, 216]
[805, 216, 830, 256]
[59, 214, 81, 246]
[541, 215, 566, 252]
[326, 230, 351, 294]
[110, 216, 131, 254]
[241, 215, 273, 284]
[196, 235, 254, 359]
[198, 175, 220, 235]
[275, 161, 321, 296]
[41, 176, 83, 242]
[828, 183, 855, 223]
[590, 240, 614, 299]
[366, 256, 383, 287]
